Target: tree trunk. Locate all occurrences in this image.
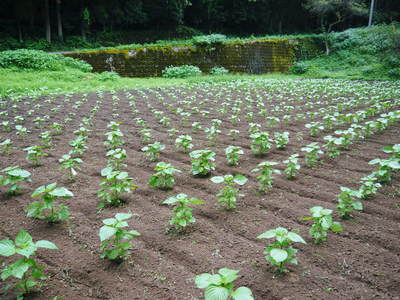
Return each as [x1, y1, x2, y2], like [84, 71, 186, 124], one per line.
[44, 0, 51, 43]
[56, 0, 63, 42]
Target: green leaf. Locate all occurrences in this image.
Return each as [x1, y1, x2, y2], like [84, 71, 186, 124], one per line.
[50, 187, 73, 198]
[210, 176, 224, 184]
[287, 232, 306, 244]
[115, 213, 132, 221]
[99, 226, 117, 241]
[204, 285, 230, 300]
[218, 268, 239, 283]
[331, 222, 343, 233]
[163, 195, 179, 205]
[0, 239, 16, 256]
[35, 240, 58, 250]
[195, 273, 221, 289]
[8, 169, 31, 178]
[352, 201, 363, 210]
[231, 287, 254, 300]
[8, 259, 31, 279]
[257, 229, 276, 239]
[15, 230, 32, 247]
[270, 248, 288, 262]
[31, 185, 46, 197]
[233, 174, 248, 185]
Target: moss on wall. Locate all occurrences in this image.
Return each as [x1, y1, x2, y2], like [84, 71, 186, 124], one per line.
[63, 38, 323, 77]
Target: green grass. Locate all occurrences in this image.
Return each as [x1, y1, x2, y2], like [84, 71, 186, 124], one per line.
[0, 68, 300, 99]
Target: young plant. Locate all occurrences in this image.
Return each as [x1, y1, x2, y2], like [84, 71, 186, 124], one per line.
[0, 230, 57, 298]
[195, 268, 254, 300]
[167, 128, 179, 138]
[15, 125, 29, 139]
[274, 132, 290, 149]
[369, 158, 400, 184]
[40, 131, 52, 148]
[24, 145, 47, 166]
[204, 126, 221, 145]
[305, 122, 324, 136]
[225, 146, 244, 166]
[301, 142, 324, 168]
[106, 148, 127, 170]
[0, 138, 13, 154]
[149, 162, 181, 190]
[228, 129, 240, 140]
[323, 136, 342, 158]
[358, 174, 381, 199]
[250, 131, 272, 155]
[50, 122, 63, 135]
[257, 227, 306, 273]
[383, 144, 400, 158]
[210, 174, 247, 210]
[139, 128, 152, 144]
[59, 154, 83, 181]
[283, 154, 300, 179]
[104, 129, 125, 149]
[336, 187, 363, 219]
[1, 120, 11, 132]
[0, 166, 31, 195]
[141, 141, 165, 162]
[99, 213, 141, 261]
[26, 183, 73, 223]
[162, 193, 204, 232]
[252, 161, 281, 193]
[192, 121, 202, 133]
[69, 135, 88, 156]
[190, 150, 216, 176]
[98, 167, 137, 208]
[303, 206, 343, 244]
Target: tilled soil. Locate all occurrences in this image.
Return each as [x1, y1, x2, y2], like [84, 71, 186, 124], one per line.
[0, 84, 399, 300]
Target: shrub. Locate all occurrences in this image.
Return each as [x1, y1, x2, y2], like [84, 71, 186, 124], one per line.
[162, 65, 202, 78]
[175, 25, 203, 37]
[98, 71, 120, 81]
[0, 49, 92, 72]
[290, 61, 309, 74]
[192, 34, 227, 46]
[210, 66, 229, 75]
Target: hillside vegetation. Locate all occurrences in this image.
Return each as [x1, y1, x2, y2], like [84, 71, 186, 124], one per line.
[293, 24, 400, 80]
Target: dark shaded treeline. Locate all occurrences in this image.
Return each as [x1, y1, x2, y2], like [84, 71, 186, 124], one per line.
[0, 0, 399, 43]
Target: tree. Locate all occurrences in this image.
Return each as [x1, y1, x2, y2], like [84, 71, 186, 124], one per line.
[304, 0, 368, 54]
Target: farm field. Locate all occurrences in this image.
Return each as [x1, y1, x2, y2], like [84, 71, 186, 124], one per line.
[0, 78, 400, 300]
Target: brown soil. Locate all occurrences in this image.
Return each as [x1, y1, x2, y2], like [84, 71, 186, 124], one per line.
[0, 85, 399, 300]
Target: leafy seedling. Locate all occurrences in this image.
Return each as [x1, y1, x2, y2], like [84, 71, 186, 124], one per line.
[252, 161, 280, 193]
[283, 154, 300, 179]
[190, 150, 216, 176]
[59, 154, 83, 181]
[336, 187, 363, 219]
[142, 142, 165, 162]
[225, 146, 244, 166]
[149, 162, 181, 190]
[211, 174, 248, 210]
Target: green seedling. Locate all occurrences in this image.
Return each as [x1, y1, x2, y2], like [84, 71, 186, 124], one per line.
[26, 183, 73, 223]
[162, 193, 204, 232]
[69, 136, 88, 156]
[98, 167, 137, 208]
[336, 187, 363, 219]
[228, 129, 240, 140]
[104, 129, 125, 149]
[99, 213, 140, 261]
[24, 145, 47, 166]
[383, 144, 400, 159]
[167, 128, 179, 138]
[1, 121, 11, 132]
[252, 161, 281, 193]
[190, 150, 216, 176]
[195, 268, 254, 300]
[50, 122, 63, 135]
[40, 131, 52, 148]
[204, 126, 221, 145]
[149, 162, 181, 190]
[301, 143, 324, 168]
[0, 230, 57, 298]
[142, 142, 165, 162]
[192, 122, 202, 133]
[15, 125, 29, 139]
[358, 174, 381, 199]
[305, 122, 324, 136]
[211, 174, 247, 210]
[274, 132, 289, 149]
[250, 132, 272, 155]
[225, 146, 244, 166]
[369, 158, 400, 184]
[323, 136, 342, 158]
[106, 148, 127, 170]
[139, 128, 152, 144]
[0, 138, 13, 155]
[59, 154, 83, 181]
[303, 206, 343, 244]
[257, 227, 306, 273]
[283, 154, 300, 179]
[0, 166, 31, 195]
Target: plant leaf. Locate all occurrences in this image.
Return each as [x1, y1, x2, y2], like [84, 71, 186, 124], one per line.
[270, 248, 288, 262]
[231, 287, 254, 300]
[0, 239, 16, 256]
[99, 226, 117, 241]
[204, 285, 230, 300]
[35, 240, 58, 250]
[195, 273, 221, 289]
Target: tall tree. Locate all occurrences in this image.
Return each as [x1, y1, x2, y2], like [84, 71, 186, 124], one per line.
[44, 0, 51, 42]
[56, 0, 63, 42]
